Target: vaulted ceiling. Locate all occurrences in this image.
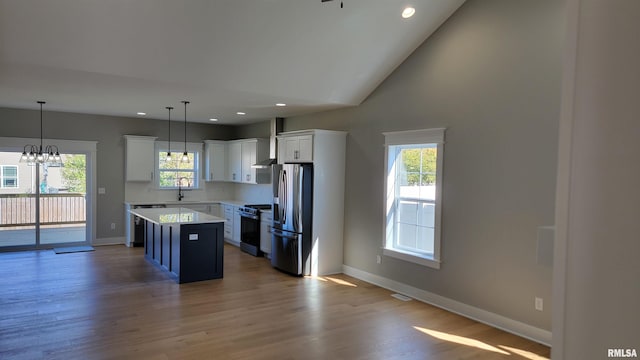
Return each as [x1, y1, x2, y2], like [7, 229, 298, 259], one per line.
[0, 0, 465, 124]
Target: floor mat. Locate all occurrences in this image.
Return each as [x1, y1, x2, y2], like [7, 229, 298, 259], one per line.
[53, 246, 95, 254]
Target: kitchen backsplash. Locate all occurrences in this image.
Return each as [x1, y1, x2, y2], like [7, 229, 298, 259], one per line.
[234, 183, 272, 204]
[125, 181, 236, 203]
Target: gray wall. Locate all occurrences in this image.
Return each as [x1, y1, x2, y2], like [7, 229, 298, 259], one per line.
[0, 107, 235, 239]
[554, 0, 640, 357]
[284, 0, 562, 330]
[234, 121, 270, 140]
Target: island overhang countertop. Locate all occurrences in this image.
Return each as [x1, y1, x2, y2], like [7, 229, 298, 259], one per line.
[129, 207, 226, 226]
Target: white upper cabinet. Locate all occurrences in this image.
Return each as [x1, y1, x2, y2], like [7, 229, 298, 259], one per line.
[227, 141, 242, 182]
[124, 135, 157, 181]
[280, 134, 313, 163]
[277, 132, 315, 163]
[227, 138, 270, 184]
[204, 140, 227, 182]
[241, 140, 257, 183]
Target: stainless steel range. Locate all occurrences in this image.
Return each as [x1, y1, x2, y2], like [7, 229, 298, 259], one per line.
[239, 204, 271, 256]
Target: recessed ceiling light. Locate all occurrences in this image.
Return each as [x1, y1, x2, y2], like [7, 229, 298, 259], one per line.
[276, 103, 286, 107]
[209, 118, 218, 122]
[402, 7, 415, 19]
[137, 112, 146, 116]
[237, 112, 246, 115]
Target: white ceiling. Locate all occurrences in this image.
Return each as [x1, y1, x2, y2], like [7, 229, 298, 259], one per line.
[0, 0, 465, 124]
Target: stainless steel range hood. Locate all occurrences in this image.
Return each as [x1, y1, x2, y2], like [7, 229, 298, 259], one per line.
[252, 117, 283, 168]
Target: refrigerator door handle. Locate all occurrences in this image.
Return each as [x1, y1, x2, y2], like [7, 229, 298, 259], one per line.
[278, 169, 286, 224]
[282, 169, 287, 225]
[292, 167, 302, 232]
[272, 228, 298, 239]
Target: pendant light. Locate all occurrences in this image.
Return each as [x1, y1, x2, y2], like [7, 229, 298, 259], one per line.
[166, 106, 173, 161]
[181, 100, 190, 163]
[19, 101, 62, 166]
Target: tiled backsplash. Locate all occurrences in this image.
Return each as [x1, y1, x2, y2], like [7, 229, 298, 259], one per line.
[125, 181, 236, 203]
[125, 181, 272, 205]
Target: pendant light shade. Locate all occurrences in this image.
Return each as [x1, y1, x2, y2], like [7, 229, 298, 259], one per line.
[19, 101, 62, 166]
[181, 100, 190, 163]
[166, 106, 173, 161]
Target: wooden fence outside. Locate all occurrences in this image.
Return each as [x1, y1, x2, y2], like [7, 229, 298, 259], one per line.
[0, 194, 86, 227]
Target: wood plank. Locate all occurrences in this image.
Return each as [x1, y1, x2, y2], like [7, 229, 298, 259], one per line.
[0, 245, 550, 359]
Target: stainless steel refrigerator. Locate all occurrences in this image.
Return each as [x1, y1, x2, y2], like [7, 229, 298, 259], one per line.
[271, 163, 313, 275]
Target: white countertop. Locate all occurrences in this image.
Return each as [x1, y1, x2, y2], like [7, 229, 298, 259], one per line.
[218, 200, 246, 207]
[129, 207, 226, 226]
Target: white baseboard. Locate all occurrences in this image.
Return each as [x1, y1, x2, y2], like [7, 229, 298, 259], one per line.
[92, 236, 125, 246]
[342, 265, 552, 347]
[224, 239, 240, 247]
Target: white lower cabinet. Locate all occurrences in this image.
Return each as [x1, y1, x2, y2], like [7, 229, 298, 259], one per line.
[222, 204, 241, 246]
[223, 204, 234, 242]
[260, 211, 273, 256]
[232, 206, 241, 245]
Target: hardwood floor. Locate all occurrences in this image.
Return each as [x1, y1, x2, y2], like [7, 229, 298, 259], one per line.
[0, 244, 550, 359]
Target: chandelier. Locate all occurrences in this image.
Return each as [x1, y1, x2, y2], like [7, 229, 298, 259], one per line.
[19, 101, 62, 166]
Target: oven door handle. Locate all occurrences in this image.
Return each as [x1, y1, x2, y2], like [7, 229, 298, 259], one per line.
[240, 212, 259, 220]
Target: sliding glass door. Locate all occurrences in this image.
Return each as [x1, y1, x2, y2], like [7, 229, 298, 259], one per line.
[39, 154, 87, 245]
[0, 151, 89, 250]
[0, 152, 37, 247]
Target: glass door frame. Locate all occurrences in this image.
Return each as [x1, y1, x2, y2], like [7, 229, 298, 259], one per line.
[0, 137, 97, 251]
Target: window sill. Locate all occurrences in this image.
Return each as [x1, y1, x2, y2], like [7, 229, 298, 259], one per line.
[383, 248, 440, 269]
[156, 187, 202, 191]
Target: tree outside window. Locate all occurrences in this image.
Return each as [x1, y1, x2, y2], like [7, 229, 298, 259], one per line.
[158, 151, 198, 189]
[61, 155, 86, 193]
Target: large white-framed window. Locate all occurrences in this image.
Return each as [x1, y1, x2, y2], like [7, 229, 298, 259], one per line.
[383, 128, 445, 269]
[155, 142, 202, 189]
[0, 165, 18, 188]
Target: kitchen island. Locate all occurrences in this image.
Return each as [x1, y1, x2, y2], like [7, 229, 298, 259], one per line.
[128, 207, 226, 283]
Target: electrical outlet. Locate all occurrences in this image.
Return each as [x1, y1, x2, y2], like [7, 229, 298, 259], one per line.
[110, 223, 116, 230]
[535, 297, 543, 311]
[376, 255, 381, 264]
